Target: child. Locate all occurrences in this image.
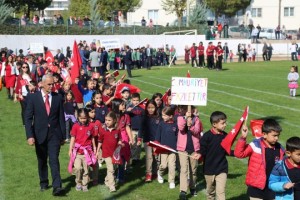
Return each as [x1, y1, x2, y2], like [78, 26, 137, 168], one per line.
[234, 119, 285, 200]
[121, 87, 131, 108]
[195, 111, 229, 200]
[252, 48, 257, 62]
[152, 93, 163, 116]
[102, 84, 114, 109]
[68, 108, 97, 192]
[85, 104, 103, 185]
[70, 77, 84, 108]
[96, 111, 123, 192]
[269, 136, 300, 200]
[52, 73, 61, 93]
[92, 91, 109, 124]
[156, 106, 178, 189]
[138, 100, 161, 182]
[127, 93, 144, 164]
[177, 106, 202, 200]
[64, 90, 77, 143]
[287, 66, 299, 97]
[77, 79, 95, 106]
[112, 99, 133, 183]
[229, 50, 234, 63]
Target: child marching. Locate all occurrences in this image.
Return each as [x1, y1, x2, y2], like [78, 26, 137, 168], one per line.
[287, 66, 299, 97]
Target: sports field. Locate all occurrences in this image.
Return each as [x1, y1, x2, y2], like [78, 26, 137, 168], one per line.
[1, 60, 299, 200]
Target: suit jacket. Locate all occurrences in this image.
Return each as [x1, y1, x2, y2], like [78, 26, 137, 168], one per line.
[124, 50, 132, 65]
[55, 53, 65, 63]
[25, 91, 66, 144]
[100, 51, 108, 66]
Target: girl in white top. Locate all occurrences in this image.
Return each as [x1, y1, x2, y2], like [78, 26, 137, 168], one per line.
[247, 44, 252, 62]
[287, 66, 299, 97]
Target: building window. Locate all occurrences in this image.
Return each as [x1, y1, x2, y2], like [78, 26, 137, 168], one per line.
[284, 7, 294, 16]
[252, 8, 262, 17]
[148, 10, 158, 21]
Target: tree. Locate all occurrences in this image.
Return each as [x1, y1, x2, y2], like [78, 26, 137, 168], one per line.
[205, 0, 251, 23]
[69, 0, 90, 18]
[4, 0, 52, 18]
[161, 0, 187, 27]
[0, 0, 14, 24]
[90, 0, 101, 25]
[97, 0, 142, 21]
[189, 1, 208, 26]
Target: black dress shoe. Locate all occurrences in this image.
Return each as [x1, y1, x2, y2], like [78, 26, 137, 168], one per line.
[52, 187, 66, 196]
[40, 185, 49, 192]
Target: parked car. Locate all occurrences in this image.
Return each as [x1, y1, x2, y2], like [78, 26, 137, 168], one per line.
[258, 28, 276, 39]
[228, 26, 249, 38]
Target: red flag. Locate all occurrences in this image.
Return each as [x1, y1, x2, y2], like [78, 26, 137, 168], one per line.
[70, 40, 82, 84]
[148, 141, 177, 155]
[162, 88, 171, 105]
[45, 50, 54, 65]
[136, 98, 148, 109]
[20, 79, 29, 86]
[114, 83, 141, 99]
[92, 72, 100, 79]
[48, 65, 58, 73]
[112, 145, 123, 165]
[221, 106, 249, 154]
[113, 70, 119, 77]
[250, 120, 264, 139]
[187, 70, 191, 78]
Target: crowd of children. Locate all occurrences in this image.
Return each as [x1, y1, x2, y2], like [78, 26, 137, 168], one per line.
[1, 47, 300, 200]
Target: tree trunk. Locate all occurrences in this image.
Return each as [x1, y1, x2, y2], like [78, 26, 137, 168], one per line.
[178, 16, 182, 27]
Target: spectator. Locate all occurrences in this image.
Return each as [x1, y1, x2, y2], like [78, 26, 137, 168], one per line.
[256, 24, 261, 39]
[39, 15, 45, 25]
[57, 14, 64, 25]
[217, 23, 223, 38]
[148, 19, 153, 28]
[66, 46, 71, 59]
[141, 17, 146, 26]
[275, 25, 280, 40]
[53, 15, 57, 26]
[262, 42, 269, 61]
[68, 16, 74, 26]
[77, 17, 83, 27]
[33, 15, 39, 25]
[54, 49, 65, 63]
[83, 16, 91, 26]
[290, 42, 298, 61]
[251, 27, 259, 43]
[267, 43, 273, 61]
[21, 14, 27, 26]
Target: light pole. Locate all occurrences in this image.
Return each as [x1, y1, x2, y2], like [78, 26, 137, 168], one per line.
[278, 0, 282, 26]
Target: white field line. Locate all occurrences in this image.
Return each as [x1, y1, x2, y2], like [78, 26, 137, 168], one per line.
[148, 76, 300, 101]
[134, 78, 300, 129]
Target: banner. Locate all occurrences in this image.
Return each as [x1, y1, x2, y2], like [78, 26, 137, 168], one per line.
[100, 39, 121, 50]
[171, 77, 208, 106]
[29, 43, 44, 53]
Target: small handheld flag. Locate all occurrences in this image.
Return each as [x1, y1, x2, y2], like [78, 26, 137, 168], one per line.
[250, 120, 264, 138]
[112, 145, 123, 165]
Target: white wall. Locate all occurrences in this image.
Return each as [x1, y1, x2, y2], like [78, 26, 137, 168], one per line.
[0, 35, 296, 58]
[127, 0, 178, 26]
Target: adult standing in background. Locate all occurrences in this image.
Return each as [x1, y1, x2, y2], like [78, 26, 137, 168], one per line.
[100, 47, 108, 76]
[262, 42, 269, 61]
[275, 25, 281, 40]
[198, 42, 205, 67]
[256, 24, 261, 40]
[124, 45, 133, 78]
[222, 42, 229, 63]
[145, 44, 152, 70]
[141, 17, 147, 27]
[25, 74, 66, 196]
[89, 47, 100, 74]
[184, 45, 190, 64]
[190, 43, 198, 67]
[267, 43, 273, 61]
[54, 49, 65, 63]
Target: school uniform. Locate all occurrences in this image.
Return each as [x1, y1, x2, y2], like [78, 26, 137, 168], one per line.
[70, 122, 95, 186]
[94, 104, 109, 124]
[64, 100, 77, 140]
[70, 84, 83, 108]
[206, 45, 215, 69]
[98, 127, 122, 190]
[77, 81, 94, 106]
[198, 45, 205, 67]
[156, 120, 178, 184]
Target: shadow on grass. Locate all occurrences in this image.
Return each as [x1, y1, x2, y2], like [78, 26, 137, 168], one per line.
[228, 193, 249, 200]
[255, 116, 284, 123]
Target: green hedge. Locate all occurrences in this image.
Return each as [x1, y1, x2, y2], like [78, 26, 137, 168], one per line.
[0, 24, 206, 35]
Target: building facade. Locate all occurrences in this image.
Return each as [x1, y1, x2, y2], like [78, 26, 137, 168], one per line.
[44, 0, 69, 18]
[237, 0, 300, 30]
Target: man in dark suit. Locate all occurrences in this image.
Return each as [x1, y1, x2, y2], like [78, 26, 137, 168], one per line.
[100, 47, 108, 76]
[54, 49, 65, 63]
[145, 44, 153, 70]
[124, 45, 132, 78]
[25, 74, 66, 196]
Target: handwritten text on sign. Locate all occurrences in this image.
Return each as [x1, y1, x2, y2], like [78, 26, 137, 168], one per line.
[171, 77, 208, 106]
[100, 39, 121, 50]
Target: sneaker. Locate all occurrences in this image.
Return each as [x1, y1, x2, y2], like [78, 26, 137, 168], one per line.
[169, 182, 175, 189]
[110, 187, 116, 192]
[82, 185, 88, 192]
[157, 172, 164, 184]
[190, 189, 197, 196]
[145, 173, 152, 182]
[75, 184, 82, 191]
[179, 191, 187, 200]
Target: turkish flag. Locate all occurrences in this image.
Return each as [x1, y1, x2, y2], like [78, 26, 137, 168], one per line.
[136, 98, 148, 109]
[148, 141, 176, 155]
[70, 40, 82, 84]
[45, 50, 54, 64]
[20, 79, 29, 86]
[114, 83, 141, 99]
[250, 120, 264, 138]
[221, 106, 249, 155]
[162, 88, 171, 105]
[48, 65, 58, 73]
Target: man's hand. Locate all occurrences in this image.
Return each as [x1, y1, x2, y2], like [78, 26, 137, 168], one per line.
[27, 138, 35, 146]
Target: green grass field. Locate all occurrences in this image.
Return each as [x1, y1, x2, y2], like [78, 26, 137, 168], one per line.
[1, 61, 300, 200]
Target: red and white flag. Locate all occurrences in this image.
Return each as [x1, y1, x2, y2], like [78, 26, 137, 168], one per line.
[162, 88, 171, 105]
[250, 119, 264, 139]
[70, 40, 82, 84]
[187, 70, 191, 78]
[45, 50, 54, 70]
[135, 98, 148, 109]
[114, 83, 141, 99]
[221, 106, 249, 155]
[148, 141, 177, 155]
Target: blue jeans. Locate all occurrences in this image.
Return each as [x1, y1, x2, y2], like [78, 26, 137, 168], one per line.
[117, 157, 125, 182]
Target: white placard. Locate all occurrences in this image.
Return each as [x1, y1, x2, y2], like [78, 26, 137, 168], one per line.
[29, 43, 44, 53]
[171, 77, 208, 106]
[100, 39, 121, 50]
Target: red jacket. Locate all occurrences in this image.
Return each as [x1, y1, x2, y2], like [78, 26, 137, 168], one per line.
[190, 46, 197, 58]
[234, 137, 284, 190]
[197, 45, 205, 55]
